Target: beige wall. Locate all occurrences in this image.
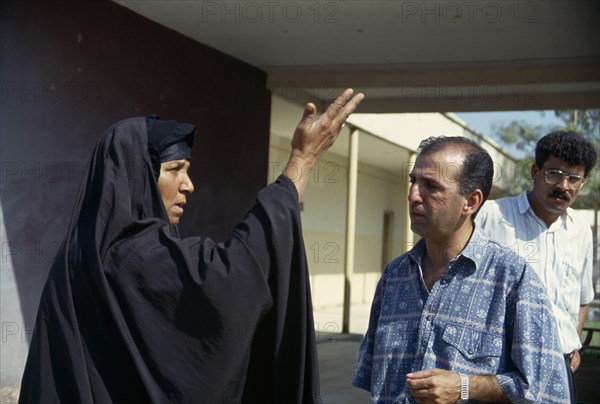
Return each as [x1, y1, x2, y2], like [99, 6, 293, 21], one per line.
[269, 95, 410, 334]
[269, 133, 408, 332]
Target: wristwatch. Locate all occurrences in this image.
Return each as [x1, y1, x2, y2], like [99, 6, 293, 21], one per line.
[459, 373, 469, 401]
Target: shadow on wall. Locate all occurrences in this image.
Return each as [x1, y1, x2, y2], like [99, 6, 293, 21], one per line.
[0, 0, 271, 390]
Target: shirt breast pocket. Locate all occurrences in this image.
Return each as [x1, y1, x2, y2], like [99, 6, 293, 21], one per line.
[560, 256, 584, 314]
[561, 255, 583, 279]
[442, 324, 504, 372]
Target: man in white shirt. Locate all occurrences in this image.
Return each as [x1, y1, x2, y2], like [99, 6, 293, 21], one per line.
[476, 130, 597, 403]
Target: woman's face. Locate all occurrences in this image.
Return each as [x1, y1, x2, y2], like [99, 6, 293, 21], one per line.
[157, 159, 194, 225]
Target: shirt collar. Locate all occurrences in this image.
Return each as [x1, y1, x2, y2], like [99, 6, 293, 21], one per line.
[407, 238, 427, 266]
[461, 228, 492, 271]
[516, 191, 530, 215]
[407, 229, 486, 274]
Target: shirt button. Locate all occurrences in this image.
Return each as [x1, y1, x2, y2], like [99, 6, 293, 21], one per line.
[468, 349, 474, 355]
[426, 315, 433, 321]
[440, 278, 447, 285]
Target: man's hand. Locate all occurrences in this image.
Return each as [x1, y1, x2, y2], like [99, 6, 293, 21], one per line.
[406, 369, 460, 404]
[284, 88, 364, 199]
[407, 369, 510, 403]
[570, 349, 581, 372]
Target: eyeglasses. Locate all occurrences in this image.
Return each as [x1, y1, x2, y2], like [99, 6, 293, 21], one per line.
[544, 169, 586, 187]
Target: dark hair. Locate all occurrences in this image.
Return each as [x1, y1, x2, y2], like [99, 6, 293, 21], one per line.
[535, 131, 598, 177]
[417, 136, 494, 218]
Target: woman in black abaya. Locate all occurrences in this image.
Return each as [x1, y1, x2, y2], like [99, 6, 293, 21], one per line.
[19, 89, 364, 403]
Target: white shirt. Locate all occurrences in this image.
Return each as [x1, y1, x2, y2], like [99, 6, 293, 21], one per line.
[476, 191, 594, 353]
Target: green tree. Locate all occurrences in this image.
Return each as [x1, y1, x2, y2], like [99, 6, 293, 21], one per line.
[491, 109, 600, 210]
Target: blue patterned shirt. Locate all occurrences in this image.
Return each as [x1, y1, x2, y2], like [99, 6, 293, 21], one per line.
[351, 229, 569, 403]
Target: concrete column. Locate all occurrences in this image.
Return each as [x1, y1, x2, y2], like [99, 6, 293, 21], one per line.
[342, 127, 360, 333]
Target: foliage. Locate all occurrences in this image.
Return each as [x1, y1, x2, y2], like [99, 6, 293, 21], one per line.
[491, 110, 600, 209]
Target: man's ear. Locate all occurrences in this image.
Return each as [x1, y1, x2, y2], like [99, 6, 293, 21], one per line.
[464, 189, 483, 217]
[531, 163, 540, 181]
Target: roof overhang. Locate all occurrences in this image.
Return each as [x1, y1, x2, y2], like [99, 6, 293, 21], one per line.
[113, 0, 600, 112]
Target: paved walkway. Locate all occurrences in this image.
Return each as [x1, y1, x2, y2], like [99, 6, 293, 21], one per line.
[314, 303, 372, 403]
[317, 332, 370, 404]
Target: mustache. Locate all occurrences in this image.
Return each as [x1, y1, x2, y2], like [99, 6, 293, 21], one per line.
[550, 189, 571, 201]
[409, 204, 424, 214]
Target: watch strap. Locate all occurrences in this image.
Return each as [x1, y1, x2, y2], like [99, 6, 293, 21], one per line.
[459, 373, 469, 401]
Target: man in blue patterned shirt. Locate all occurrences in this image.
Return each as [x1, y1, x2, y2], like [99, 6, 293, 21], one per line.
[352, 136, 569, 403]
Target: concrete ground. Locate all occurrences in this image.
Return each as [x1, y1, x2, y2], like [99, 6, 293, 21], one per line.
[317, 332, 371, 404]
[315, 303, 372, 403]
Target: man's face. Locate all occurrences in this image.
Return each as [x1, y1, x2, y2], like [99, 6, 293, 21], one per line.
[530, 155, 586, 218]
[408, 150, 468, 242]
[157, 159, 194, 225]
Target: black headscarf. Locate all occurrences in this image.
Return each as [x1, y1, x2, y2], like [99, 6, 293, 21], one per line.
[146, 115, 195, 179]
[19, 117, 321, 403]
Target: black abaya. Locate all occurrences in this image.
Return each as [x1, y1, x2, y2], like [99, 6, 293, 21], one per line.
[19, 117, 321, 403]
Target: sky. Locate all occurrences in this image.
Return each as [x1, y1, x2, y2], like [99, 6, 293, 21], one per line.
[454, 110, 566, 157]
[455, 110, 565, 138]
